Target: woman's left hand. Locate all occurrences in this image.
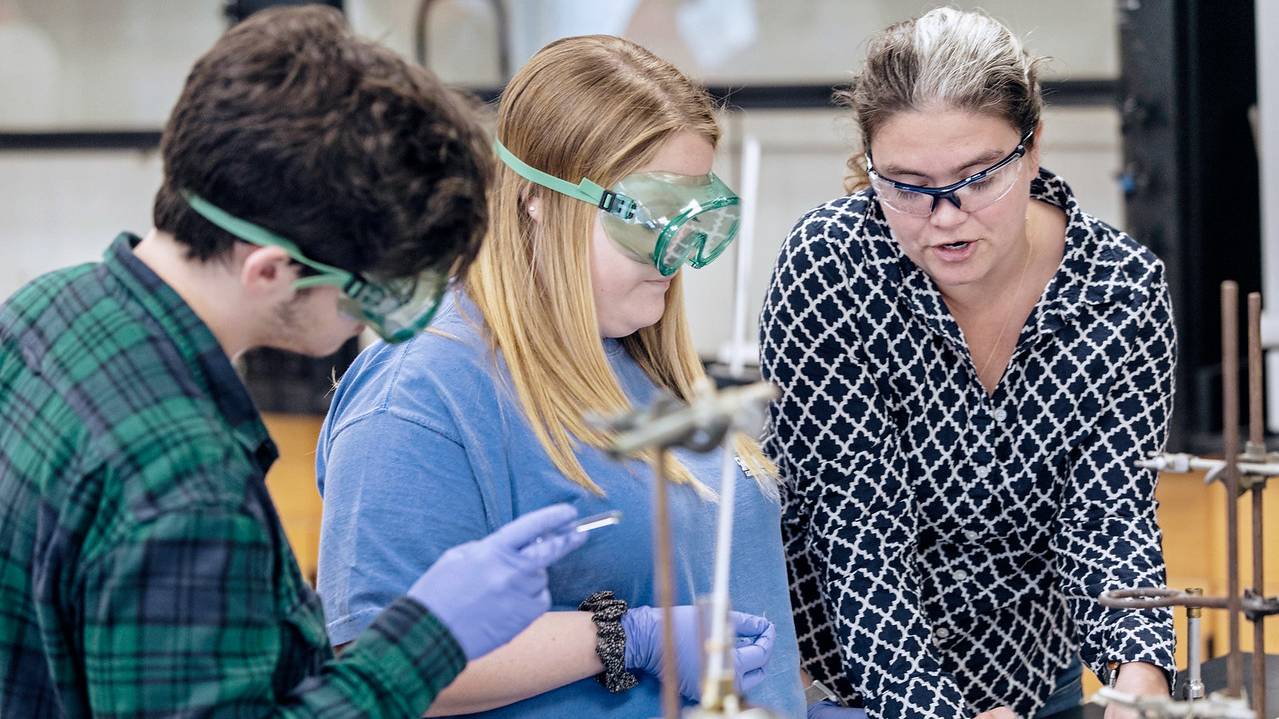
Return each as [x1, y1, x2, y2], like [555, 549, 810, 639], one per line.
[1105, 662, 1169, 719]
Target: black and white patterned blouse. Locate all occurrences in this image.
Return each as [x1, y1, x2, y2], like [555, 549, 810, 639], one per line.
[759, 169, 1176, 718]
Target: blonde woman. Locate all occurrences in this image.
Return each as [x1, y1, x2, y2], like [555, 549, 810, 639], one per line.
[314, 36, 805, 718]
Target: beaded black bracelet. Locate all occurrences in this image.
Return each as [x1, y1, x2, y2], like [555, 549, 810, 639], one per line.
[578, 590, 638, 693]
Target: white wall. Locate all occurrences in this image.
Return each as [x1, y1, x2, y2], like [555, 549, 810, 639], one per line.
[0, 150, 163, 291]
[0, 104, 1123, 359]
[0, 0, 1124, 358]
[0, 0, 1117, 129]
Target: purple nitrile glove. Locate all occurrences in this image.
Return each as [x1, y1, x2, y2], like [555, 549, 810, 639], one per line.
[408, 503, 587, 661]
[808, 700, 868, 719]
[620, 606, 775, 700]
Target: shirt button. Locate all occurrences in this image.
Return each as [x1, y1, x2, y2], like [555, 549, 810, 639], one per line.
[975, 466, 991, 479]
[993, 408, 1008, 422]
[964, 529, 980, 542]
[953, 569, 969, 581]
[934, 627, 951, 641]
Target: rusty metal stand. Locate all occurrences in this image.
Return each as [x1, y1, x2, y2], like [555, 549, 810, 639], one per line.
[595, 381, 784, 719]
[1247, 292, 1269, 714]
[1097, 282, 1278, 718]
[1225, 282, 1245, 697]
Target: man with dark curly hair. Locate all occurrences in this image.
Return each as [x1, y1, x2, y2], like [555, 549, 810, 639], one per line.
[0, 6, 587, 718]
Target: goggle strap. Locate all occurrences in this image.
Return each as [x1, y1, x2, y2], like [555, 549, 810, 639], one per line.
[294, 275, 345, 290]
[494, 138, 606, 207]
[181, 191, 351, 280]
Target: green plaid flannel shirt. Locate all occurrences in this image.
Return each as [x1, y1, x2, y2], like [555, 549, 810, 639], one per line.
[0, 234, 465, 717]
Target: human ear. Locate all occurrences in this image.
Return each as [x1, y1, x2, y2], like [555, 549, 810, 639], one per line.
[239, 245, 298, 301]
[525, 195, 543, 224]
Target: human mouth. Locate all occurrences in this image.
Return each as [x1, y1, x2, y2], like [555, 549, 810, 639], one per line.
[932, 240, 977, 262]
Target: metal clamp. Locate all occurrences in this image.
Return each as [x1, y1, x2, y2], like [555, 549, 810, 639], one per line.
[1091, 688, 1253, 718]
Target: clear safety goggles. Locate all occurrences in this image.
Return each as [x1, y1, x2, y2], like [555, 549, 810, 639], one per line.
[183, 192, 447, 343]
[495, 139, 740, 277]
[865, 131, 1032, 217]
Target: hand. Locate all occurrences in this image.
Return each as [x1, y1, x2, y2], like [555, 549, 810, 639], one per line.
[1105, 662, 1169, 719]
[621, 606, 775, 700]
[807, 700, 868, 718]
[974, 707, 1018, 719]
[408, 504, 588, 660]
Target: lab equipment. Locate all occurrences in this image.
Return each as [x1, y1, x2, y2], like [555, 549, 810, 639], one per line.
[1096, 284, 1279, 718]
[594, 379, 785, 719]
[573, 510, 623, 533]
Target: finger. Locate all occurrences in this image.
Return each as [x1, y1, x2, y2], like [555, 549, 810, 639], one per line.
[739, 666, 765, 693]
[729, 611, 771, 638]
[491, 504, 579, 550]
[749, 620, 776, 655]
[516, 525, 588, 566]
[734, 642, 770, 675]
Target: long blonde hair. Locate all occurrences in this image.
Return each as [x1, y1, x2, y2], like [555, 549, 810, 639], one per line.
[466, 35, 773, 496]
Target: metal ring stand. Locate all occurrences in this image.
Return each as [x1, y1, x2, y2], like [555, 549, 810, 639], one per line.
[592, 381, 785, 719]
[1096, 283, 1276, 718]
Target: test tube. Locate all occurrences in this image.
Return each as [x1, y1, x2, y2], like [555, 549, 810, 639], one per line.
[1187, 587, 1205, 701]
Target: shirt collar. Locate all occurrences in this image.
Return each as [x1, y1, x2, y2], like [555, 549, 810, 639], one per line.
[881, 168, 1128, 351]
[103, 233, 277, 469]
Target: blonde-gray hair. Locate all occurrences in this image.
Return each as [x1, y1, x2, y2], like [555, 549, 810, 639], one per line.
[839, 7, 1045, 193]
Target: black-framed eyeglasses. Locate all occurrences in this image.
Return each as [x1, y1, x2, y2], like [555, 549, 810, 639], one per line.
[865, 131, 1034, 217]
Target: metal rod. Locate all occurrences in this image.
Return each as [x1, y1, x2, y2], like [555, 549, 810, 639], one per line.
[695, 136, 760, 708]
[1188, 588, 1206, 700]
[1097, 587, 1279, 615]
[652, 450, 680, 719]
[1224, 281, 1244, 697]
[1250, 293, 1266, 450]
[1248, 291, 1267, 715]
[701, 441, 740, 709]
[1138, 452, 1279, 481]
[726, 136, 761, 377]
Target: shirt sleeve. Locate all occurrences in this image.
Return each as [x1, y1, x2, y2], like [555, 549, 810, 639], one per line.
[1050, 263, 1178, 682]
[79, 505, 466, 719]
[317, 406, 490, 646]
[760, 209, 970, 718]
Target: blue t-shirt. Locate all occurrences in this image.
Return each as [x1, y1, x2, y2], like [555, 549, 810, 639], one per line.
[315, 293, 805, 719]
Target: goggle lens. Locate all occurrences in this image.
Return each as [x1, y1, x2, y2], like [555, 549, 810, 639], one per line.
[871, 156, 1023, 217]
[340, 270, 448, 343]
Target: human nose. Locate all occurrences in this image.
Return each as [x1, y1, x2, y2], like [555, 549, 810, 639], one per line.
[929, 193, 968, 229]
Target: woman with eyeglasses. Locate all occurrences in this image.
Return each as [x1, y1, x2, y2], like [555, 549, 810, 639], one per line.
[313, 35, 805, 719]
[761, 8, 1175, 719]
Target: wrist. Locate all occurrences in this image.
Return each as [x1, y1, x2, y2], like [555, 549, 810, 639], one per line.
[619, 605, 647, 671]
[1109, 661, 1170, 694]
[579, 591, 639, 693]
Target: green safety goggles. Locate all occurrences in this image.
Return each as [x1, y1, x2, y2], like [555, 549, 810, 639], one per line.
[495, 139, 740, 276]
[183, 192, 447, 343]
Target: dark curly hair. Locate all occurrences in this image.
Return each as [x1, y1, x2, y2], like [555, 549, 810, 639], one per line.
[153, 5, 489, 280]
